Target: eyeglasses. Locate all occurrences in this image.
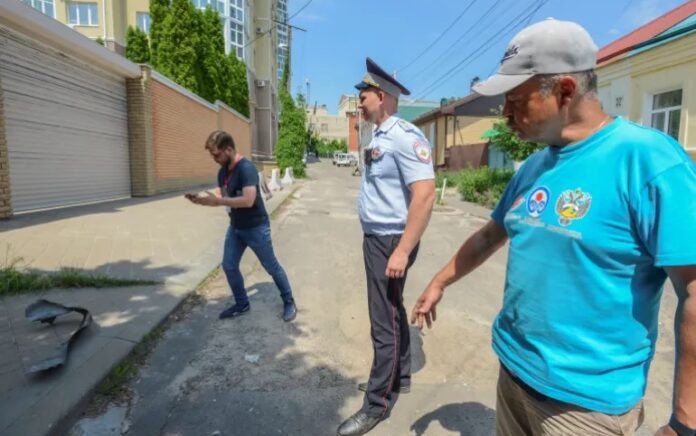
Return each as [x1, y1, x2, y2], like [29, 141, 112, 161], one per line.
[208, 148, 223, 157]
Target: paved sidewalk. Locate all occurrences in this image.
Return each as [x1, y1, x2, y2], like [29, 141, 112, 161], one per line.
[0, 184, 298, 436]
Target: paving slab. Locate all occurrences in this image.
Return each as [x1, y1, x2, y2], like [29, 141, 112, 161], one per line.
[0, 183, 299, 436]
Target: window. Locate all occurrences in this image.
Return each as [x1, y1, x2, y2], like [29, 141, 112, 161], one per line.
[192, 0, 223, 11]
[650, 89, 682, 140]
[229, 0, 245, 59]
[321, 124, 329, 133]
[67, 2, 98, 26]
[136, 12, 151, 33]
[230, 0, 244, 20]
[21, 0, 54, 18]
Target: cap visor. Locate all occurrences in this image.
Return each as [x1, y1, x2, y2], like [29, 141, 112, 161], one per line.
[354, 82, 371, 91]
[473, 73, 535, 96]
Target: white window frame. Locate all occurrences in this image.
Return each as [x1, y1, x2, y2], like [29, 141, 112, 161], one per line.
[226, 0, 246, 60]
[22, 0, 55, 18]
[67, 2, 99, 27]
[646, 88, 683, 143]
[136, 12, 151, 33]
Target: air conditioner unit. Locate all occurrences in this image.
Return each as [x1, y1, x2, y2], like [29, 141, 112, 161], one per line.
[255, 80, 269, 87]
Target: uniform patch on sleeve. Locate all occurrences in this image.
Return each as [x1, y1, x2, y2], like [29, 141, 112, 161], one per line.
[413, 140, 431, 163]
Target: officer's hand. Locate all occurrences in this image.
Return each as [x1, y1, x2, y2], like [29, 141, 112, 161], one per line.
[386, 250, 408, 279]
[410, 283, 444, 330]
[655, 425, 678, 436]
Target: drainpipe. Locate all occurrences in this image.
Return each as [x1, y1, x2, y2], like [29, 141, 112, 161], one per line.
[102, 0, 107, 46]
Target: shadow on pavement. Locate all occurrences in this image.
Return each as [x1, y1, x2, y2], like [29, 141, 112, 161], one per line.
[124, 280, 358, 436]
[410, 402, 496, 436]
[0, 186, 215, 231]
[3, 260, 188, 283]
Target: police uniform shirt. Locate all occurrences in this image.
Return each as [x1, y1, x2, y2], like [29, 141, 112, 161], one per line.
[358, 115, 435, 235]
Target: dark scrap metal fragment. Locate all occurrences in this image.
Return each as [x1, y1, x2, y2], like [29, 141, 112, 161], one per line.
[24, 299, 93, 373]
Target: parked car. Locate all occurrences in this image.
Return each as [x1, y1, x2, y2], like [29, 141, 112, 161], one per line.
[332, 151, 341, 165]
[335, 153, 351, 167]
[303, 151, 318, 164]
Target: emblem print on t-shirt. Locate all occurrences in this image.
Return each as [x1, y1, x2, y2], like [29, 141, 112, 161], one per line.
[555, 188, 592, 226]
[526, 187, 550, 218]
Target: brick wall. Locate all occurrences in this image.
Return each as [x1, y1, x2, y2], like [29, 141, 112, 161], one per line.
[151, 78, 218, 192]
[347, 112, 358, 152]
[445, 143, 488, 171]
[218, 104, 252, 158]
[0, 75, 11, 219]
[126, 65, 156, 196]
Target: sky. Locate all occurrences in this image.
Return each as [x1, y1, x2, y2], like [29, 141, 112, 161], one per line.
[287, 0, 687, 113]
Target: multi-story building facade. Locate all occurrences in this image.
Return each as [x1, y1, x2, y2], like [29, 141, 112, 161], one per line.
[305, 105, 348, 143]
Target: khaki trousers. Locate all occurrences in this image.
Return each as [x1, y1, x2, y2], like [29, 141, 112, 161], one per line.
[496, 366, 645, 436]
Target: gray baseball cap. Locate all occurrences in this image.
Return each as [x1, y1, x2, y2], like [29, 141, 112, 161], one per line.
[473, 19, 598, 96]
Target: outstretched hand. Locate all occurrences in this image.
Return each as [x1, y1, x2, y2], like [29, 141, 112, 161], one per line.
[411, 282, 445, 330]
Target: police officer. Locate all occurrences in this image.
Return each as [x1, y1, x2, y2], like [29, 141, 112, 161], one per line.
[337, 58, 436, 436]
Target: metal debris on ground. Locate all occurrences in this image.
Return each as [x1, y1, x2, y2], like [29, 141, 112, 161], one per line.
[24, 299, 93, 373]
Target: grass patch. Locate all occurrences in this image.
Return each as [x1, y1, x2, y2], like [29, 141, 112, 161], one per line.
[94, 264, 216, 399]
[0, 262, 159, 296]
[436, 167, 514, 209]
[96, 324, 167, 396]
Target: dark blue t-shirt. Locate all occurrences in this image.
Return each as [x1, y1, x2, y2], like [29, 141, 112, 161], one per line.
[217, 158, 268, 229]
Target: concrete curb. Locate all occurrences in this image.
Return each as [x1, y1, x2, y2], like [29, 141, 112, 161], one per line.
[3, 183, 302, 436]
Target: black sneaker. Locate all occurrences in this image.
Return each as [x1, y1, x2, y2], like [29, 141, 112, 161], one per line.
[219, 303, 250, 319]
[282, 301, 297, 322]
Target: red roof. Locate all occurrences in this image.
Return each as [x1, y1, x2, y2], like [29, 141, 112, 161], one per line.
[598, 0, 696, 65]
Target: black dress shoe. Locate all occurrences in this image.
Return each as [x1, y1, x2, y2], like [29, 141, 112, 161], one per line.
[336, 411, 382, 436]
[357, 382, 410, 393]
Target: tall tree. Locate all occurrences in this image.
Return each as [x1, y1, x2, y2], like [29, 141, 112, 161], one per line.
[148, 0, 169, 67]
[157, 0, 201, 93]
[125, 26, 151, 64]
[196, 7, 226, 103]
[276, 57, 307, 177]
[226, 53, 250, 117]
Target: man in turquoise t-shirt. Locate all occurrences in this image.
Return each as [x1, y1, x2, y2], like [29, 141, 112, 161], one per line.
[411, 19, 696, 436]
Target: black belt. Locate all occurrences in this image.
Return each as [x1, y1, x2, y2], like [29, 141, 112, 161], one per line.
[501, 363, 549, 402]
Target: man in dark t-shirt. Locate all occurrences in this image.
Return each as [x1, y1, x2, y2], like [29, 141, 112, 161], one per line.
[187, 130, 297, 322]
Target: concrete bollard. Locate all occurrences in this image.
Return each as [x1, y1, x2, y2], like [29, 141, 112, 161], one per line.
[258, 172, 273, 200]
[268, 169, 283, 191]
[281, 168, 294, 186]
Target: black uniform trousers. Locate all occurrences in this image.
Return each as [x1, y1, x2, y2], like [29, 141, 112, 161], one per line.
[361, 233, 419, 418]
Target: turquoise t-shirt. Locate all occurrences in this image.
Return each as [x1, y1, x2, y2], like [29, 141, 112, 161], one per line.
[491, 117, 696, 414]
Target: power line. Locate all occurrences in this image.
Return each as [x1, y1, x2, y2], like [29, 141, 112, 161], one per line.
[414, 0, 548, 99]
[289, 0, 313, 20]
[397, 0, 478, 74]
[416, 0, 546, 98]
[403, 0, 505, 82]
[484, 0, 541, 78]
[618, 0, 636, 20]
[244, 0, 313, 48]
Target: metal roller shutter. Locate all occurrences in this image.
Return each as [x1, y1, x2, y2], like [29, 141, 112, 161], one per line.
[0, 25, 130, 213]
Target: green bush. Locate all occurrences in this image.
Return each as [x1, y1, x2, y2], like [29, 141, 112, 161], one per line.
[276, 58, 308, 177]
[125, 26, 150, 63]
[437, 167, 514, 209]
[488, 120, 544, 162]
